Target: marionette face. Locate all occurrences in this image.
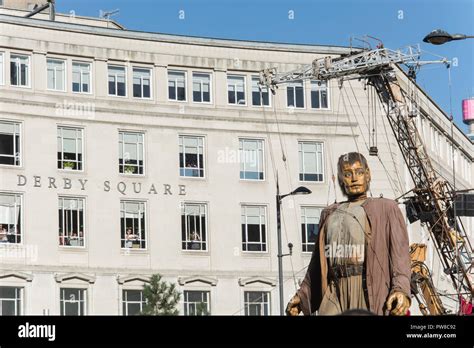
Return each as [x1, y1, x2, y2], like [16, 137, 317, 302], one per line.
[340, 160, 371, 198]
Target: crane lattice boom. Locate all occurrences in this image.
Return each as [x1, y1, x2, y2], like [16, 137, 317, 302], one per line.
[260, 45, 473, 314]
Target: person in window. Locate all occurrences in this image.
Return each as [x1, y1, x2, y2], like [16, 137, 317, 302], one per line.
[125, 227, 139, 248]
[68, 231, 79, 246]
[189, 230, 201, 250]
[0, 225, 7, 243]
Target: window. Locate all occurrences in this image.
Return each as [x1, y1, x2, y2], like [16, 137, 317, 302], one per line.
[241, 205, 267, 252]
[299, 141, 324, 182]
[108, 65, 126, 96]
[192, 73, 211, 103]
[181, 203, 207, 251]
[168, 70, 186, 101]
[122, 290, 145, 316]
[301, 207, 322, 253]
[72, 62, 91, 93]
[47, 58, 66, 91]
[10, 54, 29, 87]
[0, 287, 22, 315]
[183, 290, 210, 316]
[244, 291, 270, 316]
[227, 75, 246, 105]
[0, 121, 21, 166]
[57, 127, 83, 171]
[58, 197, 85, 247]
[0, 52, 4, 85]
[0, 193, 22, 244]
[60, 288, 86, 316]
[239, 139, 264, 180]
[311, 80, 329, 109]
[287, 81, 304, 108]
[179, 135, 204, 177]
[133, 68, 151, 98]
[120, 201, 146, 249]
[252, 76, 270, 106]
[119, 131, 144, 175]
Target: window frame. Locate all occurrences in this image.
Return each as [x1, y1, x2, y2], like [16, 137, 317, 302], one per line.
[181, 202, 208, 252]
[192, 72, 212, 104]
[118, 130, 145, 176]
[241, 204, 268, 253]
[132, 66, 152, 99]
[58, 196, 86, 249]
[167, 69, 187, 102]
[120, 200, 147, 250]
[179, 134, 206, 179]
[72, 61, 92, 94]
[227, 74, 247, 106]
[122, 289, 146, 316]
[286, 80, 305, 109]
[0, 286, 23, 316]
[239, 138, 265, 181]
[0, 52, 4, 85]
[57, 126, 84, 172]
[251, 75, 271, 107]
[10, 53, 30, 88]
[244, 290, 270, 316]
[0, 120, 22, 167]
[300, 206, 323, 254]
[310, 80, 330, 109]
[59, 287, 87, 316]
[0, 192, 23, 245]
[183, 290, 211, 316]
[107, 64, 127, 97]
[46, 57, 67, 92]
[298, 141, 325, 183]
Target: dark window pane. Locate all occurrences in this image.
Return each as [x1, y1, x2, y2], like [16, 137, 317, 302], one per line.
[311, 91, 320, 108]
[228, 91, 235, 104]
[117, 82, 126, 96]
[143, 85, 150, 98]
[203, 91, 210, 102]
[193, 91, 201, 102]
[83, 84, 89, 93]
[247, 224, 260, 242]
[169, 86, 176, 100]
[237, 91, 245, 104]
[73, 82, 80, 92]
[252, 91, 261, 106]
[262, 93, 269, 105]
[109, 81, 115, 95]
[0, 134, 13, 155]
[296, 87, 304, 107]
[287, 88, 294, 107]
[133, 84, 141, 97]
[177, 87, 185, 100]
[10, 62, 17, 85]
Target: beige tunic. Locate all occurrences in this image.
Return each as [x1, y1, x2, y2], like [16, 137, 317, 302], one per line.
[318, 200, 369, 314]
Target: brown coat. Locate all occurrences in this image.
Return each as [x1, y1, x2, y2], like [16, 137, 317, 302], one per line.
[297, 197, 411, 315]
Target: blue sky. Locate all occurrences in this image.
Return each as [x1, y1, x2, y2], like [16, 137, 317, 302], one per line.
[56, 0, 474, 132]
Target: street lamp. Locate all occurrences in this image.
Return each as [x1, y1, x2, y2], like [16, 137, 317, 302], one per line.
[276, 184, 311, 315]
[423, 29, 474, 45]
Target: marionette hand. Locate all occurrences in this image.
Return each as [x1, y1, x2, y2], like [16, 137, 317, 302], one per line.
[386, 291, 411, 316]
[286, 294, 301, 316]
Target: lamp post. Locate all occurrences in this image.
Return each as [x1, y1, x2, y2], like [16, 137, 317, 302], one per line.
[276, 184, 311, 315]
[423, 29, 474, 45]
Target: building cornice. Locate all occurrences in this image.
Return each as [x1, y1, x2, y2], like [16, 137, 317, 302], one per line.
[0, 14, 352, 55]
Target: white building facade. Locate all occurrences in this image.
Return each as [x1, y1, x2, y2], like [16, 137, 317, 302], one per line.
[0, 8, 472, 316]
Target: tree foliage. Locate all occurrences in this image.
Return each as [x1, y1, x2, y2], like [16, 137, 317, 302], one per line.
[141, 274, 181, 315]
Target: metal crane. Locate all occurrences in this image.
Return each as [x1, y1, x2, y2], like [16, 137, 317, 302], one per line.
[259, 44, 473, 314]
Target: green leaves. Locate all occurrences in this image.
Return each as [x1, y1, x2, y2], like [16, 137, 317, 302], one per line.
[141, 274, 181, 316]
